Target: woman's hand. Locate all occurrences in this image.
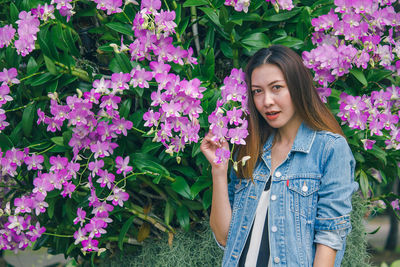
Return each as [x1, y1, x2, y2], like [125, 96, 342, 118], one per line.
[200, 132, 230, 172]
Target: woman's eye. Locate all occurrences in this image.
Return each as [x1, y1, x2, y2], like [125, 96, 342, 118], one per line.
[252, 89, 262, 95]
[272, 85, 282, 90]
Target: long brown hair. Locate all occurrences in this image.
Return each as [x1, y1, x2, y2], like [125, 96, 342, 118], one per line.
[236, 45, 344, 179]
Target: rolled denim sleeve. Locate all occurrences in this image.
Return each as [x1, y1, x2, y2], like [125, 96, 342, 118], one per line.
[314, 136, 359, 250]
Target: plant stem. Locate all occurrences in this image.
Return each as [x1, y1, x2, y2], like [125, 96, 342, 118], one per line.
[43, 232, 73, 238]
[38, 144, 56, 155]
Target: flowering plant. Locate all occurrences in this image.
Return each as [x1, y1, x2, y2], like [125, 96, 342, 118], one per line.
[0, 0, 398, 264]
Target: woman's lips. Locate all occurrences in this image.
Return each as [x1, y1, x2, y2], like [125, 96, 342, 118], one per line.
[265, 111, 280, 120]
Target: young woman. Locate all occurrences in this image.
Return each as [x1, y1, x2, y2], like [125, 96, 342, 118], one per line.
[200, 45, 359, 267]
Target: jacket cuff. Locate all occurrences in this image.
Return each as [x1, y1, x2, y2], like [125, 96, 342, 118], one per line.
[314, 228, 349, 250]
[212, 231, 226, 250]
[314, 214, 351, 231]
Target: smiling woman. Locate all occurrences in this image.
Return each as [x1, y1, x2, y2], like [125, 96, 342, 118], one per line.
[200, 45, 359, 267]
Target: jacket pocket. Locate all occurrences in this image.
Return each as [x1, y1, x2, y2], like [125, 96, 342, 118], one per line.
[288, 175, 321, 220]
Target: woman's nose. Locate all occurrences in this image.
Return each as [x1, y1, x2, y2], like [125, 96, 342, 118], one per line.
[263, 91, 274, 106]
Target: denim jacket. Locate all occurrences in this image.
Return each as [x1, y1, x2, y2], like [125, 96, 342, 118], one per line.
[217, 122, 359, 267]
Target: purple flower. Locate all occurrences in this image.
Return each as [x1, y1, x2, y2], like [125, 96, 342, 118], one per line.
[361, 139, 376, 150]
[0, 68, 19, 86]
[26, 222, 45, 242]
[93, 77, 111, 94]
[99, 95, 121, 110]
[81, 237, 99, 252]
[143, 110, 161, 127]
[24, 154, 44, 170]
[88, 159, 104, 176]
[106, 187, 129, 207]
[214, 147, 230, 164]
[49, 155, 68, 172]
[14, 196, 33, 214]
[391, 199, 400, 211]
[96, 169, 115, 189]
[0, 25, 16, 48]
[32, 193, 48, 216]
[85, 218, 107, 238]
[73, 228, 87, 245]
[90, 141, 118, 159]
[130, 66, 153, 88]
[73, 208, 86, 226]
[61, 181, 76, 198]
[92, 200, 114, 217]
[115, 156, 133, 177]
[111, 117, 133, 136]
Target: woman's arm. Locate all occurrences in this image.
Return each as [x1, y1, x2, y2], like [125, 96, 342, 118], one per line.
[200, 133, 232, 247]
[313, 243, 336, 267]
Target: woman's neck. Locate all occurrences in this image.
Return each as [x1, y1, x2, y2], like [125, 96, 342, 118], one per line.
[275, 120, 302, 148]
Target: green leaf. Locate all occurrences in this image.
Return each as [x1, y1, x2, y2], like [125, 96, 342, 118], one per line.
[199, 7, 222, 28]
[0, 133, 13, 151]
[51, 137, 65, 147]
[358, 170, 369, 198]
[367, 69, 392, 83]
[22, 104, 35, 137]
[204, 47, 215, 80]
[366, 146, 387, 165]
[176, 205, 190, 231]
[263, 8, 301, 21]
[190, 176, 212, 199]
[367, 226, 381, 235]
[171, 176, 192, 199]
[350, 69, 368, 87]
[27, 57, 39, 75]
[220, 41, 233, 58]
[118, 215, 135, 251]
[47, 79, 59, 93]
[29, 73, 55, 86]
[391, 260, 400, 267]
[115, 53, 133, 73]
[272, 36, 303, 48]
[44, 55, 58, 75]
[131, 152, 170, 177]
[63, 27, 80, 57]
[119, 99, 132, 119]
[47, 198, 56, 219]
[141, 139, 162, 154]
[10, 3, 19, 22]
[164, 201, 174, 225]
[241, 32, 270, 50]
[106, 22, 134, 36]
[183, 0, 208, 7]
[202, 188, 212, 209]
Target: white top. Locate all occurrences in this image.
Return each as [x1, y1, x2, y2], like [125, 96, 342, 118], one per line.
[244, 188, 272, 267]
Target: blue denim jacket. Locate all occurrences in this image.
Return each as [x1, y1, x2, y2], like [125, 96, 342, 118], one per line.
[217, 122, 359, 267]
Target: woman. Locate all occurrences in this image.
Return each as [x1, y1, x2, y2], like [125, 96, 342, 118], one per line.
[200, 45, 358, 267]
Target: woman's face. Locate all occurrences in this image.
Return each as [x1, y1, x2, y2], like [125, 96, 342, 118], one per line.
[251, 63, 301, 132]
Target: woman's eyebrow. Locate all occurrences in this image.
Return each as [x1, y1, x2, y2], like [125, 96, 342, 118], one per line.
[252, 80, 285, 87]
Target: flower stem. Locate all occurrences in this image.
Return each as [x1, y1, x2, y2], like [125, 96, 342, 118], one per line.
[38, 144, 56, 155]
[43, 232, 73, 238]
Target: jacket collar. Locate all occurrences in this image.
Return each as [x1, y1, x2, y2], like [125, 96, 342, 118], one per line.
[262, 122, 316, 154]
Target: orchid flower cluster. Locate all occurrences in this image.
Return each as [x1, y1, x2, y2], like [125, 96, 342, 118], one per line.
[338, 85, 400, 150]
[0, 76, 135, 252]
[0, 0, 125, 56]
[224, 0, 293, 13]
[302, 0, 400, 88]
[302, 0, 400, 151]
[208, 68, 249, 166]
[127, 0, 202, 155]
[0, 68, 19, 131]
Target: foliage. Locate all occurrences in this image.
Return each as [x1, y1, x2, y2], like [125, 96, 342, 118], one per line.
[0, 0, 398, 263]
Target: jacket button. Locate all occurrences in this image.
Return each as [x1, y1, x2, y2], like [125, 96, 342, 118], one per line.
[271, 226, 277, 232]
[274, 257, 280, 263]
[271, 195, 277, 201]
[275, 171, 281, 178]
[302, 185, 308, 192]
